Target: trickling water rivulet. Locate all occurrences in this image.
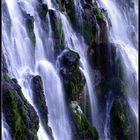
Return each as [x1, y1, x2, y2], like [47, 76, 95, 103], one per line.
[2, 0, 138, 140]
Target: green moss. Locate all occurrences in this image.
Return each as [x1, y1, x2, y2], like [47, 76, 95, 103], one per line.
[95, 8, 104, 22]
[72, 103, 99, 140]
[110, 98, 132, 140]
[25, 15, 36, 45]
[56, 0, 76, 26]
[56, 0, 65, 12]
[54, 26, 65, 54]
[3, 75, 39, 140]
[29, 31, 36, 44]
[84, 24, 95, 46]
[37, 4, 48, 19]
[67, 81, 79, 100]
[18, 90, 30, 108]
[55, 22, 65, 45]
[66, 72, 85, 101]
[4, 90, 28, 140]
[82, 115, 99, 140]
[4, 74, 12, 82]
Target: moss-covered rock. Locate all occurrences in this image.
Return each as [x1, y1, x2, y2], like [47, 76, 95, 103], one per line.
[31, 75, 54, 139]
[56, 0, 77, 29]
[49, 9, 65, 56]
[59, 49, 85, 101]
[3, 74, 12, 83]
[95, 8, 105, 22]
[37, 3, 48, 19]
[71, 101, 100, 140]
[2, 75, 39, 140]
[24, 12, 36, 45]
[110, 97, 138, 140]
[82, 2, 107, 45]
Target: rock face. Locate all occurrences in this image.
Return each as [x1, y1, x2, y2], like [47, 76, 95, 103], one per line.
[24, 13, 36, 45]
[70, 101, 99, 140]
[49, 9, 65, 56]
[88, 41, 138, 140]
[56, 0, 77, 28]
[37, 3, 48, 19]
[88, 42, 117, 81]
[2, 74, 39, 140]
[110, 97, 138, 140]
[59, 49, 86, 101]
[31, 75, 54, 139]
[58, 48, 99, 139]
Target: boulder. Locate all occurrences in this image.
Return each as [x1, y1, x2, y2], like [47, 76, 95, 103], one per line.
[110, 97, 138, 140]
[70, 101, 100, 140]
[49, 9, 65, 56]
[37, 3, 48, 19]
[59, 49, 86, 101]
[2, 75, 39, 140]
[31, 75, 54, 139]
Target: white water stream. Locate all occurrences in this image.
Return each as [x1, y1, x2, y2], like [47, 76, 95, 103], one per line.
[2, 0, 138, 140]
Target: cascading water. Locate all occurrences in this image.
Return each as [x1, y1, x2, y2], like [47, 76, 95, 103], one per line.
[2, 0, 138, 140]
[59, 12, 100, 129]
[36, 60, 72, 140]
[2, 115, 11, 140]
[98, 0, 138, 118]
[2, 0, 72, 139]
[97, 0, 138, 139]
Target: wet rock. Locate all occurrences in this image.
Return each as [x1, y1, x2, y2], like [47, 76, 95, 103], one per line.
[82, 2, 107, 45]
[70, 101, 100, 140]
[23, 12, 36, 45]
[88, 42, 113, 80]
[37, 3, 48, 19]
[56, 0, 76, 28]
[59, 49, 86, 101]
[2, 54, 8, 76]
[31, 75, 54, 139]
[49, 9, 65, 56]
[110, 97, 138, 140]
[2, 75, 39, 140]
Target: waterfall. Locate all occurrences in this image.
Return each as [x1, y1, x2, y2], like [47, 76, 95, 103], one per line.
[2, 115, 11, 140]
[59, 12, 100, 130]
[2, 0, 138, 140]
[97, 0, 138, 139]
[2, 0, 72, 139]
[36, 60, 72, 140]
